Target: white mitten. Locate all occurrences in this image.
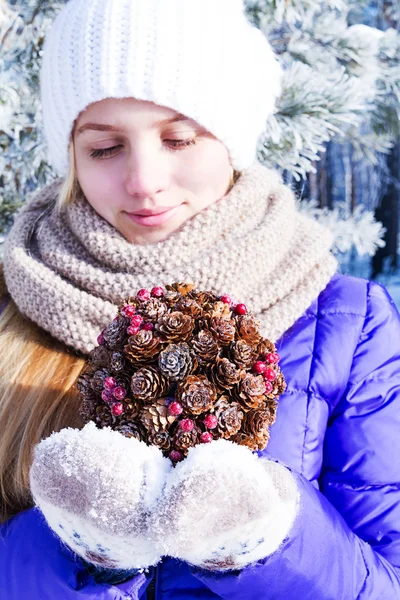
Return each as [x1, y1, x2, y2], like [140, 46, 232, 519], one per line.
[29, 421, 172, 571]
[151, 440, 299, 571]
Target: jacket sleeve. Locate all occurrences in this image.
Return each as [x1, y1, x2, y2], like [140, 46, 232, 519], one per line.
[191, 281, 400, 600]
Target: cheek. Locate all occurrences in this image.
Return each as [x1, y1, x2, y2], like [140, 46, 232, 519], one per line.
[178, 141, 231, 193]
[76, 160, 123, 217]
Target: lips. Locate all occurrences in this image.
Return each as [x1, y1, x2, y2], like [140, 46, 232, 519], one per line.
[125, 206, 180, 227]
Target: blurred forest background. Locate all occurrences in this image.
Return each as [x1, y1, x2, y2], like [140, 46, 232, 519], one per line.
[1, 0, 399, 302]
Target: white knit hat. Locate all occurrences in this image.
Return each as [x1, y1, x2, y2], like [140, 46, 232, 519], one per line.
[40, 0, 283, 176]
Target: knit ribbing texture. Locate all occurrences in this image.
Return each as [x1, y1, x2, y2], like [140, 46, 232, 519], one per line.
[3, 164, 337, 354]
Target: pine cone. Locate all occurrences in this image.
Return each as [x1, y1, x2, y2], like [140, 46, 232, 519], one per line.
[137, 298, 167, 321]
[103, 317, 130, 349]
[76, 371, 96, 401]
[172, 426, 200, 454]
[269, 371, 287, 397]
[90, 368, 111, 393]
[156, 311, 195, 342]
[124, 330, 163, 366]
[242, 406, 277, 449]
[205, 301, 231, 320]
[163, 290, 182, 306]
[213, 396, 244, 439]
[166, 282, 195, 296]
[140, 397, 177, 433]
[230, 432, 259, 452]
[88, 346, 110, 368]
[93, 404, 116, 428]
[114, 421, 146, 441]
[257, 339, 276, 359]
[110, 352, 126, 373]
[158, 343, 195, 381]
[190, 330, 220, 365]
[174, 297, 204, 319]
[176, 375, 217, 415]
[147, 430, 172, 451]
[208, 357, 243, 392]
[236, 314, 261, 345]
[229, 339, 258, 369]
[209, 317, 236, 346]
[130, 367, 169, 403]
[234, 373, 266, 411]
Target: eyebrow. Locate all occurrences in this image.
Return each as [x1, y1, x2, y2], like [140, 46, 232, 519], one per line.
[76, 114, 192, 136]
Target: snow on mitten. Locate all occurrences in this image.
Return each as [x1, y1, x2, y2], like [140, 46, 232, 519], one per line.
[30, 421, 172, 571]
[151, 439, 299, 571]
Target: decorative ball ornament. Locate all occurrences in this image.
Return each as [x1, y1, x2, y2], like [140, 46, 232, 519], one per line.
[78, 283, 286, 462]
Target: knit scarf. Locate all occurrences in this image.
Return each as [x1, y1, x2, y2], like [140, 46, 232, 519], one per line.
[3, 163, 337, 355]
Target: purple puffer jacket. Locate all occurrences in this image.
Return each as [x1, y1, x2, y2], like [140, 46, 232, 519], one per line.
[1, 273, 400, 600]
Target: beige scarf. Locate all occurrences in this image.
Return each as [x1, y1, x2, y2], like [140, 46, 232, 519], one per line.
[3, 163, 337, 354]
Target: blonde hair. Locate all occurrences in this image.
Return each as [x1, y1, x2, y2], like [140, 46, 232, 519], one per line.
[0, 265, 86, 524]
[57, 140, 81, 208]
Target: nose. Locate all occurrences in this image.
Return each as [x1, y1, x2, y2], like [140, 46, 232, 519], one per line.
[124, 147, 169, 201]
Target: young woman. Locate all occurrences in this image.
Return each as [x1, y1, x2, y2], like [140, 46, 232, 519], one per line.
[1, 0, 399, 598]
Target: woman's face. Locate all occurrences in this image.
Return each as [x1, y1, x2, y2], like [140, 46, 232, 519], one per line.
[74, 98, 233, 245]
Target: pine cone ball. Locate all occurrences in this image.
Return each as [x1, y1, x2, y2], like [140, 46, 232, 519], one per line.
[158, 343, 194, 382]
[176, 375, 217, 415]
[130, 367, 168, 403]
[77, 282, 286, 460]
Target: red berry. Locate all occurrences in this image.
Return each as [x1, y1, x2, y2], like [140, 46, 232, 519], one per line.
[253, 361, 267, 374]
[111, 402, 124, 416]
[113, 386, 127, 400]
[97, 333, 105, 345]
[127, 325, 140, 336]
[266, 353, 280, 365]
[130, 315, 143, 328]
[204, 414, 218, 429]
[264, 381, 274, 394]
[235, 303, 247, 315]
[169, 450, 183, 462]
[220, 294, 232, 304]
[179, 418, 194, 432]
[200, 432, 213, 443]
[151, 286, 165, 298]
[143, 322, 154, 331]
[137, 289, 151, 301]
[168, 401, 183, 416]
[122, 305, 136, 318]
[101, 389, 113, 404]
[104, 376, 117, 390]
[264, 367, 277, 382]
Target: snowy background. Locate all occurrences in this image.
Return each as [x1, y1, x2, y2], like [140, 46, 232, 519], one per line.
[0, 0, 399, 306]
